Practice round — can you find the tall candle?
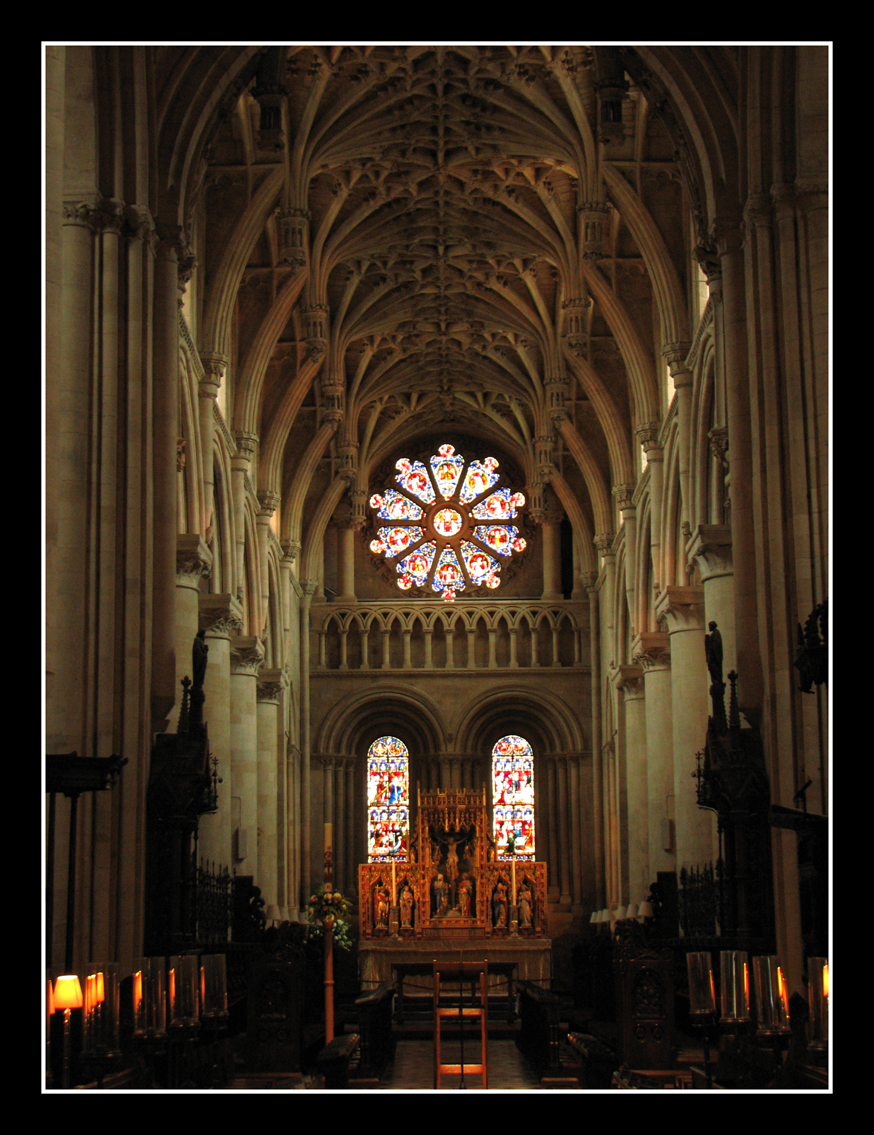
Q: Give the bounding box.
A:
[325,822,332,851]
[391,860,397,905]
[511,858,516,905]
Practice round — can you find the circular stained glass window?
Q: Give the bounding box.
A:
[369,444,527,601]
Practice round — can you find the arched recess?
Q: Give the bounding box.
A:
[453,686,584,758]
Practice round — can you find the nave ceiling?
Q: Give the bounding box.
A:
[165,44,712,563]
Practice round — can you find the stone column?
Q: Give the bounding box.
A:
[656,586,716,871]
[663,344,693,531]
[198,353,226,535]
[345,759,357,898]
[336,520,360,602]
[585,568,605,908]
[175,535,212,698]
[257,669,284,909]
[637,423,665,600]
[230,636,265,884]
[613,484,638,638]
[687,525,736,681]
[557,757,572,905]
[151,230,183,729]
[287,742,301,919]
[633,633,674,886]
[198,594,244,869]
[256,491,280,639]
[547,757,560,900]
[232,432,258,598]
[535,508,564,601]
[300,580,318,906]
[615,663,646,908]
[712,224,764,718]
[568,755,583,907]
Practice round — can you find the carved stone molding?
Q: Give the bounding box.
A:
[636,421,663,454]
[594,532,615,557]
[230,636,266,677]
[257,490,281,517]
[743,192,773,231]
[199,352,227,398]
[686,524,733,582]
[176,534,212,587]
[581,570,599,594]
[62,198,101,230]
[257,667,286,703]
[708,426,729,467]
[613,483,637,512]
[124,204,157,248]
[199,593,245,638]
[631,631,671,672]
[662,341,692,377]
[578,201,612,258]
[94,197,125,235]
[611,663,645,698]
[282,539,302,564]
[233,431,259,463]
[655,585,705,634]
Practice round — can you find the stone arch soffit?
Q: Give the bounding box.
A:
[452,686,583,756]
[316,685,446,758]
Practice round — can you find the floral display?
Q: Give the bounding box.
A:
[306,884,354,951]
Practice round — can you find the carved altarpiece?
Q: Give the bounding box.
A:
[358,788,547,940]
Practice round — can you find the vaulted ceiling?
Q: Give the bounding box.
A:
[167,45,720,564]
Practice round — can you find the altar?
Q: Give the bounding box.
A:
[358,787,552,1010]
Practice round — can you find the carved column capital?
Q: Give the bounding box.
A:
[708,426,729,466]
[257,490,281,518]
[199,352,228,399]
[199,593,245,638]
[302,579,320,599]
[62,197,101,230]
[611,663,645,698]
[176,533,213,588]
[282,539,302,564]
[233,431,259,463]
[686,524,733,582]
[635,421,663,455]
[581,570,599,593]
[662,341,692,376]
[612,483,637,512]
[230,636,266,676]
[594,532,615,557]
[93,196,125,235]
[631,631,671,672]
[655,585,705,634]
[257,667,286,703]
[743,192,773,231]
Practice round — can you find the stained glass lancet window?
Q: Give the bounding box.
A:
[366,736,410,861]
[492,735,535,860]
[369,444,526,601]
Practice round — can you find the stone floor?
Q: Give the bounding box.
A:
[379,1038,542,1091]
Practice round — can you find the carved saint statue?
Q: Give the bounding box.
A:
[192,628,209,691]
[400,884,414,928]
[518,883,533,928]
[375,885,390,928]
[457,874,473,917]
[705,620,723,686]
[492,882,509,928]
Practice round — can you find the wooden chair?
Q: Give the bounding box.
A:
[433,960,488,1089]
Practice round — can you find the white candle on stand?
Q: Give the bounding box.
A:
[511,858,516,905]
[391,860,397,905]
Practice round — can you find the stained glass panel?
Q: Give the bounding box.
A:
[370,489,424,521]
[395,458,435,504]
[461,541,500,584]
[459,457,500,503]
[367,736,409,861]
[432,546,465,593]
[492,735,535,860]
[397,542,436,587]
[376,526,424,558]
[472,524,525,557]
[471,487,526,520]
[430,444,465,499]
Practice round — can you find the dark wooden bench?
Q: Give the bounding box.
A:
[354,982,396,1080]
[516,982,564,1077]
[316,1033,360,1089]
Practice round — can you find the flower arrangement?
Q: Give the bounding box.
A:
[306,885,354,952]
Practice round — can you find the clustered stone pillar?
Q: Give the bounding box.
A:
[656,586,717,871]
[197,594,244,868]
[633,633,674,880]
[336,519,361,602]
[299,580,318,906]
[198,353,226,535]
[175,535,212,704]
[616,664,647,908]
[535,508,564,601]
[257,669,285,910]
[230,636,265,886]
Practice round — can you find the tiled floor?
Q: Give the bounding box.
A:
[380,1038,542,1091]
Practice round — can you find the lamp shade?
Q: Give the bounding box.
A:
[53,975,83,1011]
[589,910,597,923]
[265,904,281,923]
[625,903,638,920]
[637,900,654,919]
[614,906,627,921]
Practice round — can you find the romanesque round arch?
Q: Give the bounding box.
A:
[452,685,585,758]
[316,684,447,759]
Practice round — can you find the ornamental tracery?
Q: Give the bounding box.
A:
[369,444,527,602]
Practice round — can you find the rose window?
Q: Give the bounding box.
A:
[369,444,527,601]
